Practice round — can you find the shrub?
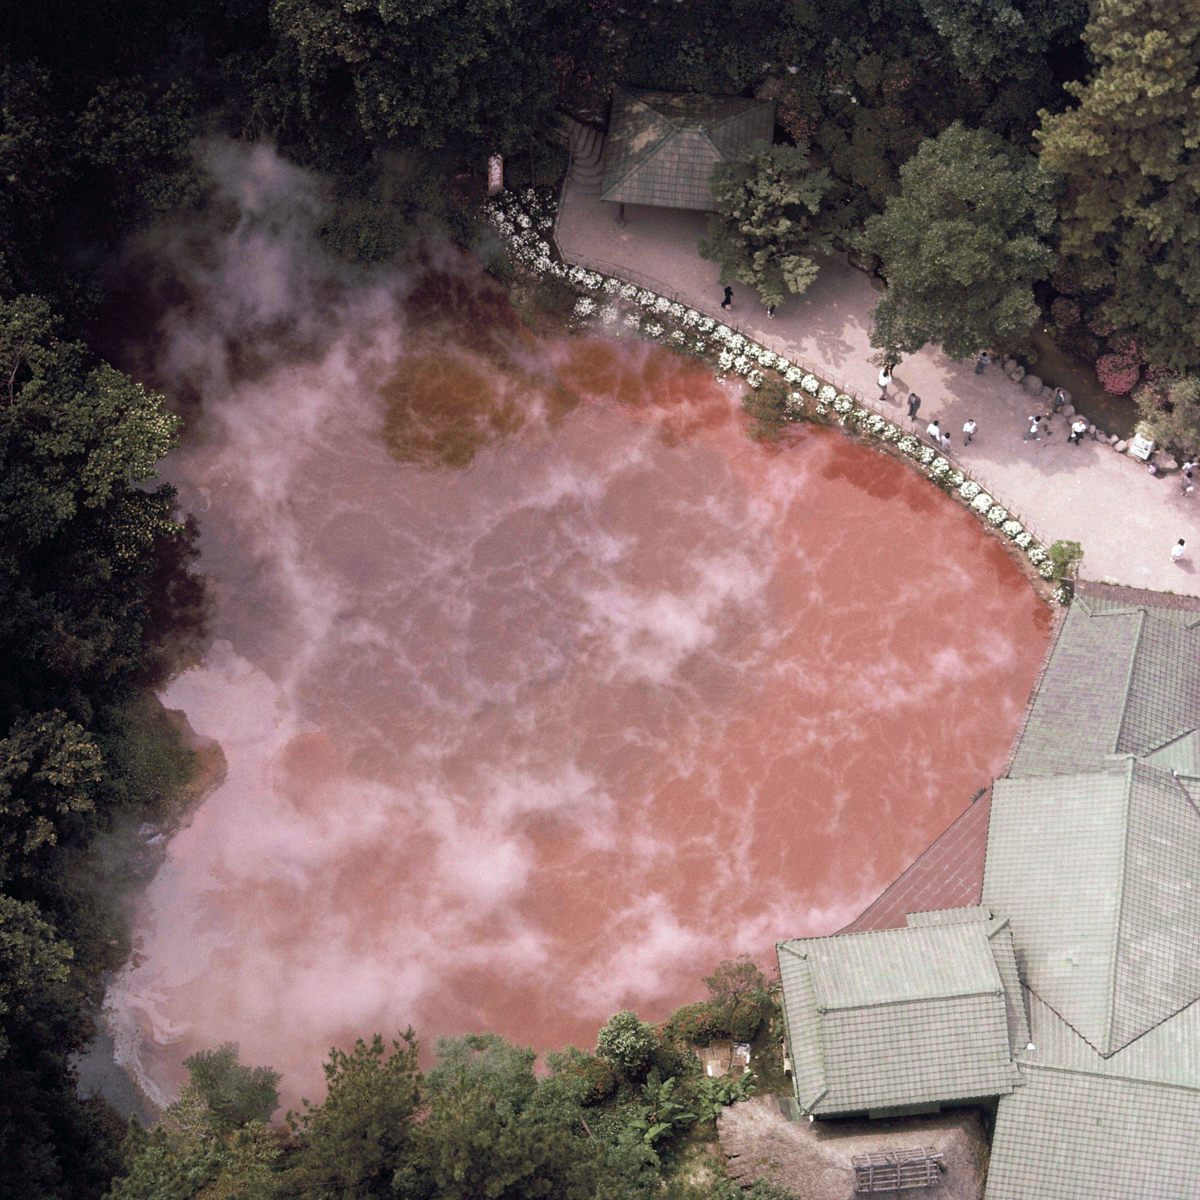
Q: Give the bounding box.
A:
[596,1011,658,1078]
[663,1002,725,1047]
[1048,540,1083,581]
[1051,297,1081,329]
[742,380,791,440]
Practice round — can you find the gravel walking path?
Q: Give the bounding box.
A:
[556,184,1200,597]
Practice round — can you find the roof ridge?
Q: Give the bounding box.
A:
[1111,608,1148,754]
[819,989,1003,1014]
[1102,756,1138,1055]
[1140,726,1200,758]
[601,89,673,199]
[1019,1058,1200,1096]
[783,917,983,946]
[1166,760,1200,819]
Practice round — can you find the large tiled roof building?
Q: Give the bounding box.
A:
[778,585,1200,1199]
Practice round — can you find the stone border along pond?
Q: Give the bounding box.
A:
[485,187,1070,605]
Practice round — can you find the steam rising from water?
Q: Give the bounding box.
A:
[105,142,1050,1109]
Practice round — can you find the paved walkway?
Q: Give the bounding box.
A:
[556,184,1200,597]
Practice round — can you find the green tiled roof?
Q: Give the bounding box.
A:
[985,1065,1200,1200]
[903,908,1030,1051]
[1142,727,1200,775]
[777,922,1020,1116]
[601,87,775,211]
[1023,988,1200,1092]
[1009,598,1200,777]
[984,759,1200,1057]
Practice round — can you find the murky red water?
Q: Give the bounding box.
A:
[104,147,1050,1111]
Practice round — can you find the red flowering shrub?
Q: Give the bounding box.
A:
[1095,353,1140,395]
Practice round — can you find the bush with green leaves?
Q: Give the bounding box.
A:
[596,1010,659,1079]
[1135,374,1200,455]
[1048,540,1083,581]
[704,958,776,1043]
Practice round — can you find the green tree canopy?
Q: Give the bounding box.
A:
[703,957,775,1042]
[0,894,74,1061]
[283,1032,421,1198]
[1036,0,1200,372]
[177,1043,280,1133]
[700,143,838,310]
[0,712,101,887]
[858,121,1057,359]
[0,295,191,715]
[413,1034,602,1200]
[918,0,1087,82]
[1135,374,1200,455]
[595,1010,658,1079]
[268,0,570,163]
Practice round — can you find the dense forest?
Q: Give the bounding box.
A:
[1,1,1198,1195]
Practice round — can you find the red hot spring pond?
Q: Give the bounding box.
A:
[106,234,1050,1112]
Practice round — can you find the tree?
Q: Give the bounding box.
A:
[268,0,571,163]
[177,1043,280,1133]
[412,1034,602,1200]
[1135,374,1200,455]
[283,1032,421,1198]
[108,1046,282,1200]
[0,295,191,714]
[703,957,775,1042]
[700,143,838,310]
[0,894,74,1061]
[1036,0,1200,372]
[918,0,1087,82]
[595,1011,658,1079]
[0,712,101,887]
[858,122,1057,359]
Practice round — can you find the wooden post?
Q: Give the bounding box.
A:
[487,154,504,196]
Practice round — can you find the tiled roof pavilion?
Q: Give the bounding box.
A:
[601,87,775,212]
[777,585,1200,1200]
[779,910,1025,1118]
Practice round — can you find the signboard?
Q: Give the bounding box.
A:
[487,155,504,196]
[1128,434,1154,461]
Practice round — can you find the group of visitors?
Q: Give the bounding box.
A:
[904,393,977,451]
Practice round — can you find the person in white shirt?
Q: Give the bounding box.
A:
[962,419,977,445]
[1172,538,1187,564]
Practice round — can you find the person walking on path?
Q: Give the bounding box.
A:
[927,418,941,444]
[1024,415,1041,442]
[975,350,991,375]
[907,393,921,421]
[1182,465,1195,497]
[766,303,775,318]
[1069,417,1088,444]
[962,418,977,445]
[721,285,733,310]
[878,366,892,396]
[940,430,952,454]
[1052,388,1066,415]
[1172,538,1187,564]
